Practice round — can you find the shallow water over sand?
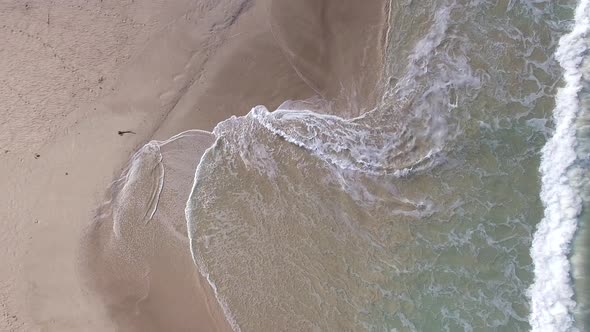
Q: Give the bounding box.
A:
[82,0,590,330]
[187,1,589,331]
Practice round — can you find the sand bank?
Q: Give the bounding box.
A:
[1,1,257,330]
[0,0,387,330]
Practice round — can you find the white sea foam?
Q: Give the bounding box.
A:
[185,136,242,332]
[249,105,442,176]
[235,4,461,177]
[529,0,590,331]
[185,2,548,330]
[390,3,453,103]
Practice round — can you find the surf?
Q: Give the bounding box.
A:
[529,0,590,330]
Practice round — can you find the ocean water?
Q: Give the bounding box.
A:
[181,0,590,331]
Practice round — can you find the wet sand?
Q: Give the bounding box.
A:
[0,0,387,330]
[81,130,228,332]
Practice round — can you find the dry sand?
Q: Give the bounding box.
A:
[0,0,387,330]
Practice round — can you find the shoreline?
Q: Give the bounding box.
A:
[0,0,388,330]
[1,1,257,330]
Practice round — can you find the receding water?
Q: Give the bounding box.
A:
[184,0,590,331]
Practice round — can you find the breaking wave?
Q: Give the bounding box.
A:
[529,0,590,330]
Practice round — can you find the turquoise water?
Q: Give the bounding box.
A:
[185,0,589,330]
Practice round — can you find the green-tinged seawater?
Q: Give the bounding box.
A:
[186,1,588,330]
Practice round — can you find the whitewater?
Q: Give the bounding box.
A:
[530,0,590,330]
[76,0,590,331]
[77,0,590,330]
[182,1,590,330]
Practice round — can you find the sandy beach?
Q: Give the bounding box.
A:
[0,0,386,330]
[3,0,579,330]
